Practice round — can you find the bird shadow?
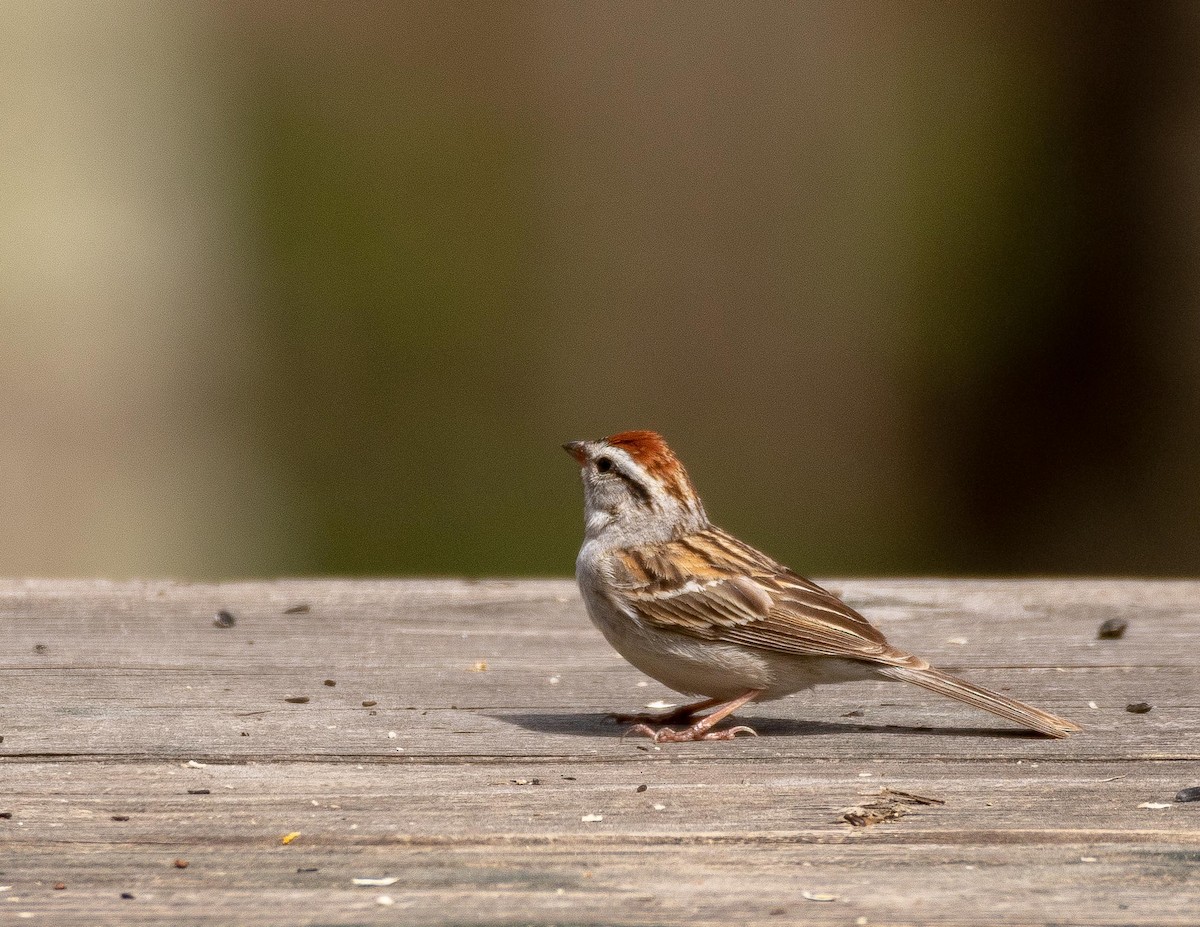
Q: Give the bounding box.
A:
[490,710,1041,740]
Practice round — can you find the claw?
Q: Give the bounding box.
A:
[709,725,758,740]
[625,723,758,743]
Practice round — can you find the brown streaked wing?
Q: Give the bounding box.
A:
[610,528,904,663]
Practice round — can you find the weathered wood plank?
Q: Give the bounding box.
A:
[2,578,1199,925]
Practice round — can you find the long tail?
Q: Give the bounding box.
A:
[877,662,1082,739]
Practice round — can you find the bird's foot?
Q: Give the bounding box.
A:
[626,723,758,743]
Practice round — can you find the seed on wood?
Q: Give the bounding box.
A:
[636,784,648,793]
[54,883,65,890]
[1126,702,1153,714]
[285,697,310,704]
[284,604,310,614]
[1175,786,1200,803]
[1097,617,1128,639]
[187,789,210,795]
[174,858,189,869]
[297,867,319,873]
[213,610,236,628]
[561,776,576,781]
[34,643,49,654]
[120,892,134,899]
[362,701,377,707]
[111,815,130,821]
[323,679,336,687]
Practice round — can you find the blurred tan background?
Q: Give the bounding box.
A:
[2,2,1198,579]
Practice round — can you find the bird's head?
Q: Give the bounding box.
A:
[563,430,708,545]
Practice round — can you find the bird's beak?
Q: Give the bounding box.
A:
[562,440,589,465]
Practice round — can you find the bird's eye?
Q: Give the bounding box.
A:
[596,457,613,473]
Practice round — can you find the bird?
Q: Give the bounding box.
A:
[563,430,1081,743]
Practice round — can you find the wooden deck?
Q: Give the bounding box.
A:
[2,578,1198,925]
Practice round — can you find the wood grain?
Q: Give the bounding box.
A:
[1,578,1198,925]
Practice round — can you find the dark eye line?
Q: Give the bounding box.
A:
[613,467,653,506]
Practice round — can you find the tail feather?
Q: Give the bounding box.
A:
[877,663,1082,739]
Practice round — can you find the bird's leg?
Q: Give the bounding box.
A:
[627,689,763,742]
[609,696,723,726]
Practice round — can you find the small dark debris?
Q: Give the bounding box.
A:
[842,709,864,718]
[881,788,945,806]
[636,784,648,793]
[120,892,135,900]
[240,732,249,737]
[213,610,236,628]
[111,815,130,822]
[297,867,319,873]
[284,604,311,614]
[1175,786,1200,803]
[34,643,49,654]
[368,710,377,715]
[1097,617,1128,639]
[285,696,310,704]
[769,908,786,916]
[0,735,4,742]
[323,679,336,687]
[1126,702,1153,714]
[841,804,907,827]
[362,700,377,707]
[0,811,12,819]
[635,745,650,752]
[174,858,189,869]
[561,776,576,781]
[54,882,66,890]
[840,788,945,827]
[187,789,210,795]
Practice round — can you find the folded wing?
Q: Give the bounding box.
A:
[609,527,914,666]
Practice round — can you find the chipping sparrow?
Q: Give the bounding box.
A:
[564,430,1081,742]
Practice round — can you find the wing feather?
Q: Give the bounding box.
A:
[609,527,907,664]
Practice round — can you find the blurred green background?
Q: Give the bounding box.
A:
[3,2,1198,579]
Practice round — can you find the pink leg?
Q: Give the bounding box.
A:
[627,690,763,743]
